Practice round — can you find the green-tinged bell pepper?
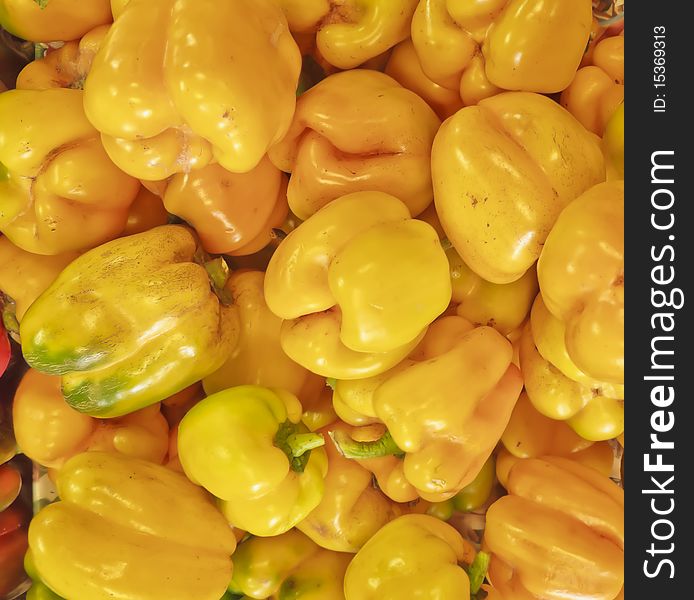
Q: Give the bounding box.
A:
[19,225,240,417]
[178,385,328,537]
[229,529,351,599]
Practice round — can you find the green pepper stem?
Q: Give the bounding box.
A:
[468,551,491,596]
[274,421,325,473]
[328,429,403,459]
[285,432,325,458]
[202,257,233,306]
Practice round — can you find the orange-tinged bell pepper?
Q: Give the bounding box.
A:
[537,180,624,384]
[178,385,328,537]
[0,0,111,43]
[203,270,319,403]
[268,70,440,220]
[330,316,523,502]
[278,0,418,70]
[432,91,605,284]
[519,296,624,442]
[265,191,451,379]
[297,421,404,553]
[28,451,236,600]
[0,463,21,511]
[411,0,591,103]
[0,88,140,255]
[561,32,624,136]
[0,237,78,330]
[162,159,289,255]
[384,38,463,120]
[120,185,169,236]
[344,514,477,600]
[229,528,351,600]
[501,391,617,467]
[15,25,108,91]
[484,456,624,600]
[83,0,301,180]
[13,368,169,470]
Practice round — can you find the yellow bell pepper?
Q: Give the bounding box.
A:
[229,529,351,600]
[537,180,624,384]
[20,225,240,417]
[265,191,451,379]
[28,451,236,600]
[501,391,615,476]
[561,32,624,136]
[484,456,624,600]
[162,159,289,255]
[344,514,478,600]
[268,70,440,220]
[432,91,605,283]
[0,88,140,255]
[297,421,405,553]
[177,385,328,537]
[0,237,78,330]
[278,0,418,70]
[203,270,319,404]
[384,38,463,120]
[519,296,624,441]
[16,25,108,91]
[330,316,523,502]
[411,0,591,102]
[83,0,301,180]
[452,454,496,513]
[0,0,111,42]
[300,384,339,433]
[447,246,538,334]
[13,368,169,470]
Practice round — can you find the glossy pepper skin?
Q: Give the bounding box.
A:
[0,88,140,255]
[538,180,624,384]
[484,456,624,600]
[83,0,301,180]
[120,186,169,236]
[385,39,463,120]
[13,368,169,470]
[20,225,240,417]
[278,0,418,70]
[162,158,289,255]
[520,296,624,442]
[331,316,522,502]
[411,0,591,103]
[203,271,318,404]
[344,514,475,600]
[265,191,451,379]
[0,0,111,42]
[297,421,404,553]
[178,385,328,537]
[268,70,440,220]
[0,238,79,330]
[561,32,624,136]
[502,391,614,468]
[432,92,605,283]
[16,25,109,91]
[229,529,351,600]
[28,451,236,600]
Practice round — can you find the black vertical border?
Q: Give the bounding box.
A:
[626,5,691,596]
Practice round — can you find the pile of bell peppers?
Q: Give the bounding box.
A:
[0,1,624,599]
